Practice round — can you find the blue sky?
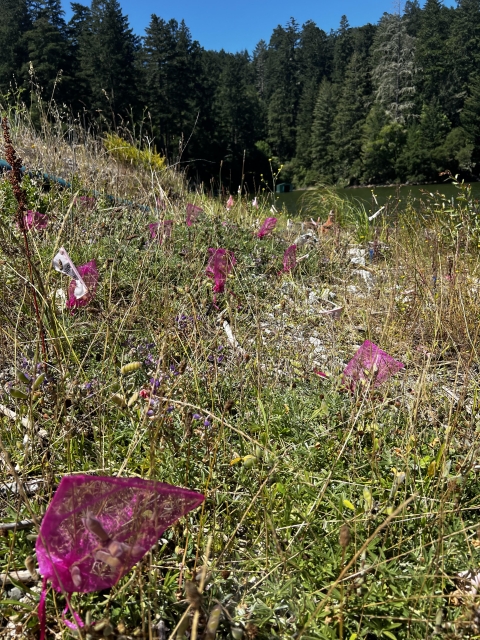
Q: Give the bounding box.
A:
[61,0,435,53]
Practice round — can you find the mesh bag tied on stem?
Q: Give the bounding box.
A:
[257,217,277,239]
[343,340,404,390]
[36,475,204,636]
[206,248,236,294]
[66,260,99,309]
[23,210,49,231]
[149,220,173,243]
[186,203,203,226]
[282,244,297,273]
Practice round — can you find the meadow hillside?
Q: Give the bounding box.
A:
[1,111,480,639]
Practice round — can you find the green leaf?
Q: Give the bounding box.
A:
[0,599,34,611]
[310,402,329,420]
[383,632,397,640]
[258,397,268,425]
[343,498,355,511]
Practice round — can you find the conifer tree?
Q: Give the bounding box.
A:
[332,16,353,84]
[361,104,406,182]
[371,11,416,123]
[461,73,480,166]
[142,15,178,155]
[266,19,300,160]
[78,0,139,120]
[21,0,73,103]
[253,40,268,99]
[295,21,329,168]
[310,78,337,183]
[0,0,30,94]
[331,50,371,183]
[450,0,480,114]
[403,0,422,37]
[213,53,259,171]
[400,100,450,180]
[415,0,452,115]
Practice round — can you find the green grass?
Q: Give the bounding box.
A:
[1,115,480,640]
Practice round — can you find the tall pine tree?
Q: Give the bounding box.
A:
[331,49,371,183]
[22,0,72,103]
[266,19,300,160]
[0,0,30,95]
[295,21,329,169]
[371,11,416,123]
[310,78,337,183]
[78,0,139,121]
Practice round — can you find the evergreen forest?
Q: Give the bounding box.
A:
[2,0,480,188]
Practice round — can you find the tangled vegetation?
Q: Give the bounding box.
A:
[0,112,480,640]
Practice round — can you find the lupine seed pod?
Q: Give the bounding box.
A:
[204,605,222,639]
[16,369,31,385]
[10,388,29,400]
[93,619,114,636]
[108,540,129,558]
[242,455,256,469]
[25,555,38,578]
[111,394,127,408]
[185,580,202,609]
[85,513,110,541]
[127,391,139,408]
[120,362,142,375]
[176,613,191,639]
[94,549,122,568]
[70,565,82,588]
[32,373,46,391]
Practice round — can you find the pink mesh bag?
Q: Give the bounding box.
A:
[149,220,173,243]
[282,244,297,272]
[36,475,204,594]
[206,248,236,293]
[343,340,404,390]
[186,204,202,226]
[21,210,48,231]
[226,195,234,209]
[66,260,99,309]
[257,217,277,239]
[74,196,96,210]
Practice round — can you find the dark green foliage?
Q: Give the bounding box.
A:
[0,0,31,94]
[310,78,337,184]
[415,0,452,115]
[77,0,139,120]
[266,19,300,160]
[399,100,451,182]
[142,16,202,161]
[461,73,480,166]
[362,105,406,183]
[332,49,371,184]
[2,1,480,185]
[21,0,73,103]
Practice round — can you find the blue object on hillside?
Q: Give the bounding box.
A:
[0,158,149,211]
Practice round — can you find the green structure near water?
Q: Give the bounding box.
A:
[275,182,294,193]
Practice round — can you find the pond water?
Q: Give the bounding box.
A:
[274,182,480,217]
